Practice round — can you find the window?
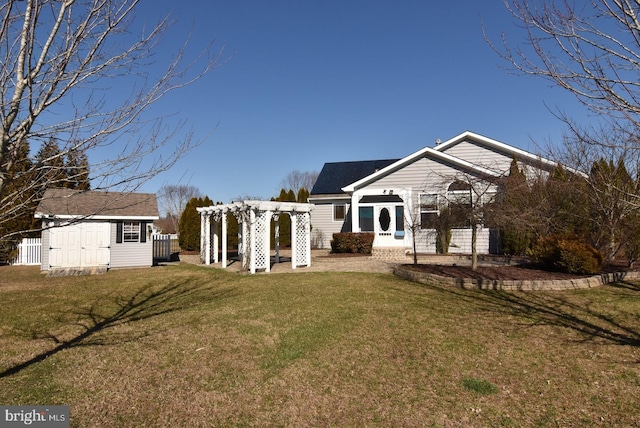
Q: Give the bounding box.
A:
[419,193,438,229]
[116,221,146,243]
[359,206,374,232]
[123,221,141,242]
[447,181,473,229]
[333,204,346,221]
[395,205,405,237]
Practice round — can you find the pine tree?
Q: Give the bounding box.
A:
[0,140,37,261]
[179,196,213,251]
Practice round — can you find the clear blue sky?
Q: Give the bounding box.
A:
[130,0,589,208]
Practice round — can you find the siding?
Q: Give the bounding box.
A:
[438,140,515,172]
[40,222,50,270]
[309,197,351,249]
[109,222,153,268]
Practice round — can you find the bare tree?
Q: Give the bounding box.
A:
[158,184,202,233]
[491,1,640,149]
[280,170,319,195]
[0,1,223,244]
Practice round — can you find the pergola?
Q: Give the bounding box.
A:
[196,200,313,274]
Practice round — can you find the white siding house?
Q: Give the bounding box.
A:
[35,189,159,271]
[309,131,558,255]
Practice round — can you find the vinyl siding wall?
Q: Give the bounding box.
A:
[357,156,501,254]
[438,140,512,171]
[40,223,50,270]
[309,196,351,249]
[109,222,153,268]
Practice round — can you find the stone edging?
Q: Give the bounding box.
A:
[393,265,640,290]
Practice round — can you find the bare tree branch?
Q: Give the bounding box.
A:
[0,0,224,246]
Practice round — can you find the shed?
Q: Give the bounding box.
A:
[34,188,159,271]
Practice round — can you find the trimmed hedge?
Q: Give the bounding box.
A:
[531,234,603,275]
[331,233,375,254]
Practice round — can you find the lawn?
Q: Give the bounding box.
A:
[1,264,639,427]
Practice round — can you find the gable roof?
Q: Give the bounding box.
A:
[340,131,560,193]
[433,131,557,168]
[310,159,399,195]
[35,188,159,220]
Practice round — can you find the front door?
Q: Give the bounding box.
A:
[375,205,399,247]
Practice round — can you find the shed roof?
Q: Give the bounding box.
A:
[310,159,399,195]
[35,188,159,220]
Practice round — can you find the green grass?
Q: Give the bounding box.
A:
[1,264,640,427]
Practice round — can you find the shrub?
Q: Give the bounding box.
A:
[330,233,374,254]
[531,234,603,274]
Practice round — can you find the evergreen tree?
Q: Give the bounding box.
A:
[65,149,91,190]
[0,140,37,261]
[179,196,213,251]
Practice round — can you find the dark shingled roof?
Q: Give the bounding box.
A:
[310,159,399,195]
[35,188,159,218]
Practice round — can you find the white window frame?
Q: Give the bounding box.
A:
[123,221,141,242]
[333,203,346,222]
[419,193,439,229]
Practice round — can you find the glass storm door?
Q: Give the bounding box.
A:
[375,205,397,246]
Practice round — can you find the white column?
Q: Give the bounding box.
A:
[273,215,280,263]
[212,217,219,264]
[250,209,256,274]
[264,210,271,273]
[291,213,297,270]
[350,193,360,232]
[221,211,228,269]
[204,213,211,265]
[199,212,205,262]
[304,212,311,267]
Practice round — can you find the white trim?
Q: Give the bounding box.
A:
[34,213,159,220]
[342,145,500,193]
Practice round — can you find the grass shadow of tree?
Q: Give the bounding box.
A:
[414,280,640,349]
[1,278,238,378]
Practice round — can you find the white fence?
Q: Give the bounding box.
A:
[11,238,42,266]
[10,235,178,266]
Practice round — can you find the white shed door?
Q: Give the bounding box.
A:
[49,222,110,268]
[80,222,110,267]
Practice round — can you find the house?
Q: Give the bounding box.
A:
[34,188,159,271]
[308,131,558,256]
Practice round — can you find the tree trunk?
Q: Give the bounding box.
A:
[471,224,478,271]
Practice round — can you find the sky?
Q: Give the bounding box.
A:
[127,0,590,210]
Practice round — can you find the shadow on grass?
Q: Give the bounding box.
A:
[414,280,640,349]
[0,279,237,378]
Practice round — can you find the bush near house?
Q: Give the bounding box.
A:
[531,234,603,275]
[331,233,374,254]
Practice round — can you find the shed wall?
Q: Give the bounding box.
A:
[109,223,153,268]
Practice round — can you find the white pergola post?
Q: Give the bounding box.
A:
[212,216,219,264]
[204,213,211,265]
[241,213,249,270]
[290,213,297,270]
[200,212,206,263]
[304,212,312,267]
[221,211,228,269]
[273,214,280,263]
[264,210,272,273]
[249,209,256,274]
